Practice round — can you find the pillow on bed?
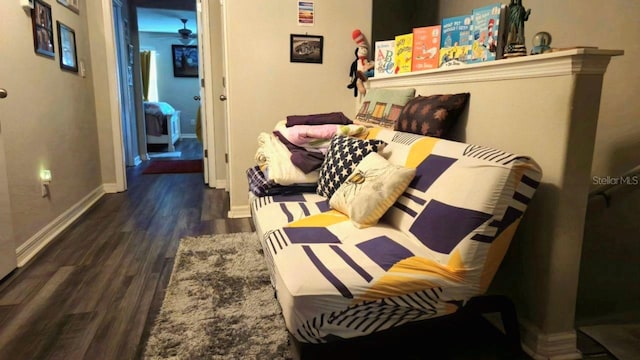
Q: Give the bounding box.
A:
[394,93,470,138]
[316,135,386,199]
[355,88,416,129]
[330,152,415,228]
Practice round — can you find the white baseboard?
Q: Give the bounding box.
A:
[102,183,122,193]
[181,133,197,139]
[215,179,227,189]
[16,186,106,267]
[228,205,251,218]
[520,319,581,360]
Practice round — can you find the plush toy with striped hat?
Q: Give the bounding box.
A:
[347,29,374,96]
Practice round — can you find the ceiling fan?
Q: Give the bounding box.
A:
[177,18,197,45]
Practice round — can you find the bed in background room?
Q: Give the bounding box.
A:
[144,101,181,151]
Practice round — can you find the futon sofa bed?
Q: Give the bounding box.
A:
[250,125,542,345]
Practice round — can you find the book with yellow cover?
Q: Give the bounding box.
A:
[394,33,413,74]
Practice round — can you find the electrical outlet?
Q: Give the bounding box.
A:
[191,118,196,125]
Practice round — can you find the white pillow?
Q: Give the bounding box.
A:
[330,152,415,228]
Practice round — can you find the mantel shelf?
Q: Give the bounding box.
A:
[369,48,624,88]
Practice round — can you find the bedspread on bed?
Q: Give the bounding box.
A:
[144,102,176,136]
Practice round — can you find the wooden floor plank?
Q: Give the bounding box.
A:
[0,266,76,357]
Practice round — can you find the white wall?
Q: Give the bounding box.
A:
[438,0,640,180]
[139,32,200,135]
[225,0,373,213]
[1,0,102,248]
[86,0,118,186]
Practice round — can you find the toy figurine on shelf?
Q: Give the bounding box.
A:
[347,29,374,97]
[504,0,531,58]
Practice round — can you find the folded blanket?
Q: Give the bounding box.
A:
[247,166,316,197]
[273,131,325,174]
[286,112,353,127]
[274,121,368,153]
[255,132,319,185]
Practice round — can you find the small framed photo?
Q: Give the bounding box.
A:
[32,0,54,58]
[290,34,323,64]
[297,1,314,26]
[172,45,198,77]
[57,0,79,14]
[56,21,78,72]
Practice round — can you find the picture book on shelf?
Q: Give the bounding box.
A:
[374,40,395,78]
[439,14,473,67]
[411,25,441,71]
[469,3,506,63]
[394,33,413,74]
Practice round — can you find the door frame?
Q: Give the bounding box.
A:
[197,0,216,186]
[100,0,127,192]
[112,0,139,168]
[102,0,217,190]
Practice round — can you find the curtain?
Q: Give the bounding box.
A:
[140,50,151,101]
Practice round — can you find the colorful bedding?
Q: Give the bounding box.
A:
[251,128,542,343]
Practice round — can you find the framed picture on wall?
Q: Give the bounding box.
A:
[32,0,55,58]
[172,45,199,77]
[56,21,78,72]
[57,0,79,14]
[290,34,323,64]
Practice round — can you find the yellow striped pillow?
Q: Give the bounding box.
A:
[329,152,416,228]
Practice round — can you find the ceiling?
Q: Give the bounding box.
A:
[136,8,197,34]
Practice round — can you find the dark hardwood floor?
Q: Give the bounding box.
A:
[0,139,253,360]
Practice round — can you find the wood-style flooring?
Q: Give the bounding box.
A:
[0,139,253,359]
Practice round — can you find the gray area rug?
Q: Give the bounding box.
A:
[580,324,640,360]
[144,232,293,359]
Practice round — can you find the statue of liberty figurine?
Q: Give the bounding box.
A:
[504,0,531,57]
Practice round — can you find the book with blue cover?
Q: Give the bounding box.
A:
[469,3,506,63]
[439,14,473,67]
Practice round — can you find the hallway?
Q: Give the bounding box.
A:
[0,149,252,359]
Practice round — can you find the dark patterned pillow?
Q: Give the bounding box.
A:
[316,135,386,199]
[394,93,470,138]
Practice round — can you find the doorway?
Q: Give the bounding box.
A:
[110,0,222,186]
[136,7,202,162]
